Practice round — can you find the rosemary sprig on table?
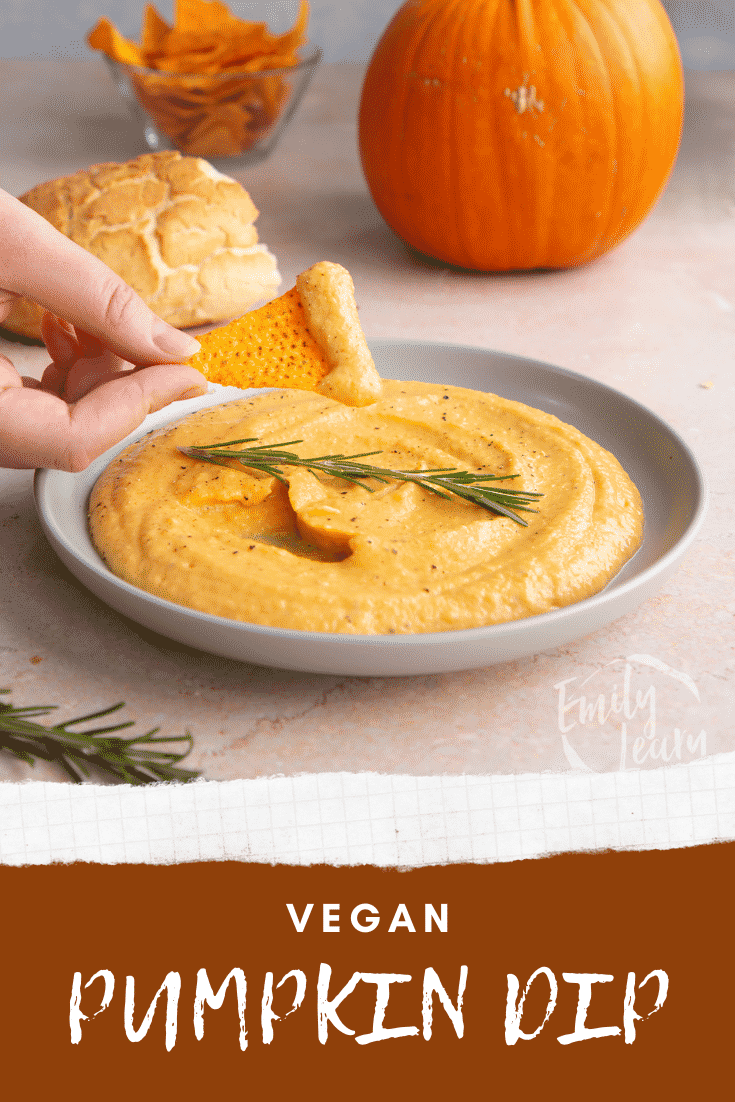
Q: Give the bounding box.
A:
[179,437,543,526]
[0,691,199,785]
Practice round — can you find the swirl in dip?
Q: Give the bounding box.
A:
[88,380,644,634]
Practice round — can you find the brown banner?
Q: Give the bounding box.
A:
[1,843,731,1099]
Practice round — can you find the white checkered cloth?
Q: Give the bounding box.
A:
[1,753,733,865]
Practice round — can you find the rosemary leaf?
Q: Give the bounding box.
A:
[180,437,543,526]
[0,691,199,785]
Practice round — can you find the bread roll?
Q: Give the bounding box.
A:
[2,150,281,338]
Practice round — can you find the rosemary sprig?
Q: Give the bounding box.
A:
[179,437,543,526]
[0,690,199,785]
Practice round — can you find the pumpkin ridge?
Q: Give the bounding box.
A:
[594,0,641,260]
[519,0,553,268]
[378,1,440,246]
[436,0,481,267]
[577,0,682,261]
[563,0,618,265]
[499,0,546,268]
[460,0,506,267]
[574,0,627,261]
[397,0,464,260]
[606,0,682,247]
[456,0,515,267]
[535,0,567,267]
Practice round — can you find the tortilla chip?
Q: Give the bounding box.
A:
[174,0,242,35]
[241,54,300,73]
[189,287,329,391]
[271,0,309,56]
[183,106,250,159]
[141,4,171,53]
[87,18,145,67]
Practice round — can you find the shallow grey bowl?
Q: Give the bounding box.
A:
[34,341,707,676]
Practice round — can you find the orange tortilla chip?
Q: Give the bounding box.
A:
[241,53,301,73]
[141,4,171,53]
[174,0,242,35]
[183,106,251,158]
[87,18,145,67]
[271,0,310,56]
[188,288,329,391]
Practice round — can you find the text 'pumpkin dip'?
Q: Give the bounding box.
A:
[89,264,644,635]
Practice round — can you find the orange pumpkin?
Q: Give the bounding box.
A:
[358,0,684,270]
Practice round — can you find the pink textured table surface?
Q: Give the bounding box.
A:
[0,60,732,784]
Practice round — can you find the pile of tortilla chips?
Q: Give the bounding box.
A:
[88,0,310,158]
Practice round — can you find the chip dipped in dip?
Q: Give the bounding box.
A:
[88,381,644,634]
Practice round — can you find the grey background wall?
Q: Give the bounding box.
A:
[0,0,733,69]
[0,1,404,62]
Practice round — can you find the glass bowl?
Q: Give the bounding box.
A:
[104,45,322,168]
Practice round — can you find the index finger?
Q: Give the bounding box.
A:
[0,188,200,366]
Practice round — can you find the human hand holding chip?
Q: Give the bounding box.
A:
[0,188,206,471]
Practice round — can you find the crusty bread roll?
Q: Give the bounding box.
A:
[3,150,281,338]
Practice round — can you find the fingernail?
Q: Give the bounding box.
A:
[153,325,201,358]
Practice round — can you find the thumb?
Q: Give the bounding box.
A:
[0,363,207,470]
[65,364,209,470]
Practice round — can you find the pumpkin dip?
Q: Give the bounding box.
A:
[88,381,644,634]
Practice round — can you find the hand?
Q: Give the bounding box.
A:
[0,187,208,470]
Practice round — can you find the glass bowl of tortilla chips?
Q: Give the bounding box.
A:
[103,46,321,164]
[89,0,321,165]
